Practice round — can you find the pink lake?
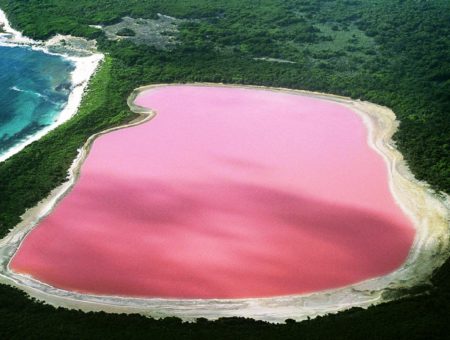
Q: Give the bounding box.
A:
[11,85,415,299]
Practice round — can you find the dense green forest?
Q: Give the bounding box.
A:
[0,0,449,338]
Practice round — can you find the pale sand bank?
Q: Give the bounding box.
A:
[0,83,448,323]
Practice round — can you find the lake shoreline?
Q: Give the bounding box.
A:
[0,83,448,323]
[0,8,104,162]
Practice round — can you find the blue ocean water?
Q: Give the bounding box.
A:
[0,45,74,158]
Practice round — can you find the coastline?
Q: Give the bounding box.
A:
[0,83,448,322]
[0,8,104,162]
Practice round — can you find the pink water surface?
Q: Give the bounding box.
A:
[11,86,415,299]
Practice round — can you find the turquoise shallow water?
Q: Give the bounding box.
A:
[0,45,74,158]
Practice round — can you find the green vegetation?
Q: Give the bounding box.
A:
[116,27,136,37]
[0,0,449,338]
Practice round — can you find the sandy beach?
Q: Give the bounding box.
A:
[0,8,104,162]
[0,83,448,322]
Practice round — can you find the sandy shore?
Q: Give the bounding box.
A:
[0,9,104,162]
[0,83,448,323]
